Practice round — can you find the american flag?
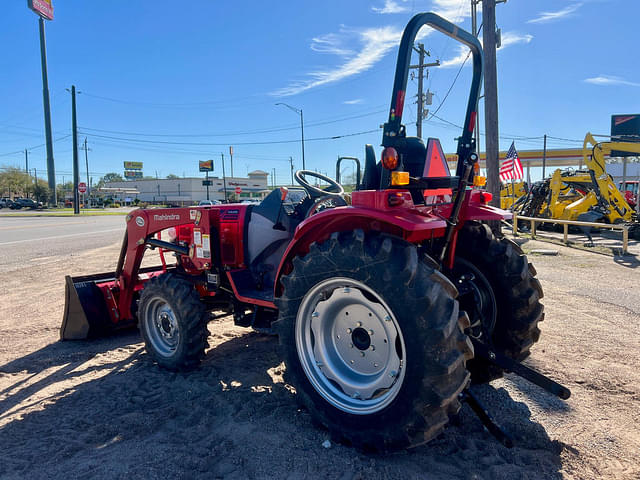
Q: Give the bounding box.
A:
[499,141,523,182]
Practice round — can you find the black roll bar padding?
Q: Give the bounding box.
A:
[335,156,362,187]
[382,12,483,178]
[146,237,190,256]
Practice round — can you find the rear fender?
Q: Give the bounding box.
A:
[273,206,446,298]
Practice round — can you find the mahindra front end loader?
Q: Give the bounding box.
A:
[61,12,569,452]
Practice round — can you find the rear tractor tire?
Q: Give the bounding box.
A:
[451,221,544,384]
[138,274,209,371]
[274,230,472,452]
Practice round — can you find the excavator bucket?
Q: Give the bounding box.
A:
[60,273,120,340]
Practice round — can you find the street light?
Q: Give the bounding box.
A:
[276,102,306,170]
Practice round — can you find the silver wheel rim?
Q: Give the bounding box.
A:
[295,277,406,415]
[143,296,181,357]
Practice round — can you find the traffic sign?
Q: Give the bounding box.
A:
[235,187,242,194]
[202,180,212,186]
[78,182,87,194]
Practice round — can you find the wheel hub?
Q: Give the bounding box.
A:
[144,297,181,357]
[295,278,405,415]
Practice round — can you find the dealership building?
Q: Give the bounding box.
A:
[104,170,270,204]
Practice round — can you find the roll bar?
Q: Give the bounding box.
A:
[382,12,483,177]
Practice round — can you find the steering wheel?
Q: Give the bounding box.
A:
[305,195,348,218]
[295,170,345,199]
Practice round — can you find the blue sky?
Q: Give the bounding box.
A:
[1,0,638,185]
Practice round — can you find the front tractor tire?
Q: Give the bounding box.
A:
[138,274,209,371]
[274,230,472,452]
[453,221,544,383]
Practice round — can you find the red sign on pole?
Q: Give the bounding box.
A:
[78,182,87,194]
[28,0,54,20]
[234,187,242,195]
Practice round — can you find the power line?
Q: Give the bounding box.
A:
[77,107,387,138]
[79,128,379,147]
[0,134,72,157]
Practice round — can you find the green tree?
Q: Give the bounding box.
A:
[33,178,50,203]
[0,166,31,197]
[166,174,179,179]
[96,172,124,187]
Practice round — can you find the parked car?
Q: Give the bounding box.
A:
[13,198,43,210]
[0,197,11,209]
[198,199,221,206]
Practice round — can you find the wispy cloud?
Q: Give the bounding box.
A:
[343,99,363,104]
[372,0,408,14]
[584,75,640,87]
[501,32,534,48]
[440,31,533,68]
[273,1,476,97]
[432,0,475,22]
[272,26,405,97]
[527,3,582,24]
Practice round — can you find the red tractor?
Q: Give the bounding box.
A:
[62,13,568,451]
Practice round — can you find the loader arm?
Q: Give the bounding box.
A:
[61,207,218,339]
[581,132,637,221]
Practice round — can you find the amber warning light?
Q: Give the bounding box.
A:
[381,147,399,170]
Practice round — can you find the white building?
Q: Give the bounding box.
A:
[105,170,270,204]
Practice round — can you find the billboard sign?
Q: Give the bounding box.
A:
[611,114,640,157]
[123,161,143,170]
[28,0,54,20]
[124,170,143,179]
[199,160,214,172]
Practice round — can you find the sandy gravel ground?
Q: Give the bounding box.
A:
[0,237,638,479]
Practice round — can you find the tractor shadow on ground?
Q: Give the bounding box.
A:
[0,330,566,480]
[0,331,142,417]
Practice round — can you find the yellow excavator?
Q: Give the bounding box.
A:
[513,132,640,236]
[500,181,527,209]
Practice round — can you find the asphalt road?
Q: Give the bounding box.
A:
[0,216,127,274]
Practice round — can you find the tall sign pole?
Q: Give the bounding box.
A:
[31,1,57,206]
[71,85,80,214]
[221,153,228,202]
[229,146,234,178]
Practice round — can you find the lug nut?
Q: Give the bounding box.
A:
[349,343,354,348]
[356,321,362,327]
[347,328,352,334]
[360,351,365,357]
[368,329,374,335]
[370,345,375,351]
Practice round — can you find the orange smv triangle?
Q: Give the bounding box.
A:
[423,138,452,199]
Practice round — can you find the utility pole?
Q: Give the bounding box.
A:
[229,146,234,178]
[471,0,482,154]
[542,134,547,179]
[272,168,276,188]
[482,0,500,213]
[24,149,30,197]
[83,138,90,194]
[37,16,56,206]
[289,157,294,185]
[70,85,80,214]
[409,44,439,138]
[221,153,228,202]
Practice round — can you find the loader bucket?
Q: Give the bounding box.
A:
[60,273,119,340]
